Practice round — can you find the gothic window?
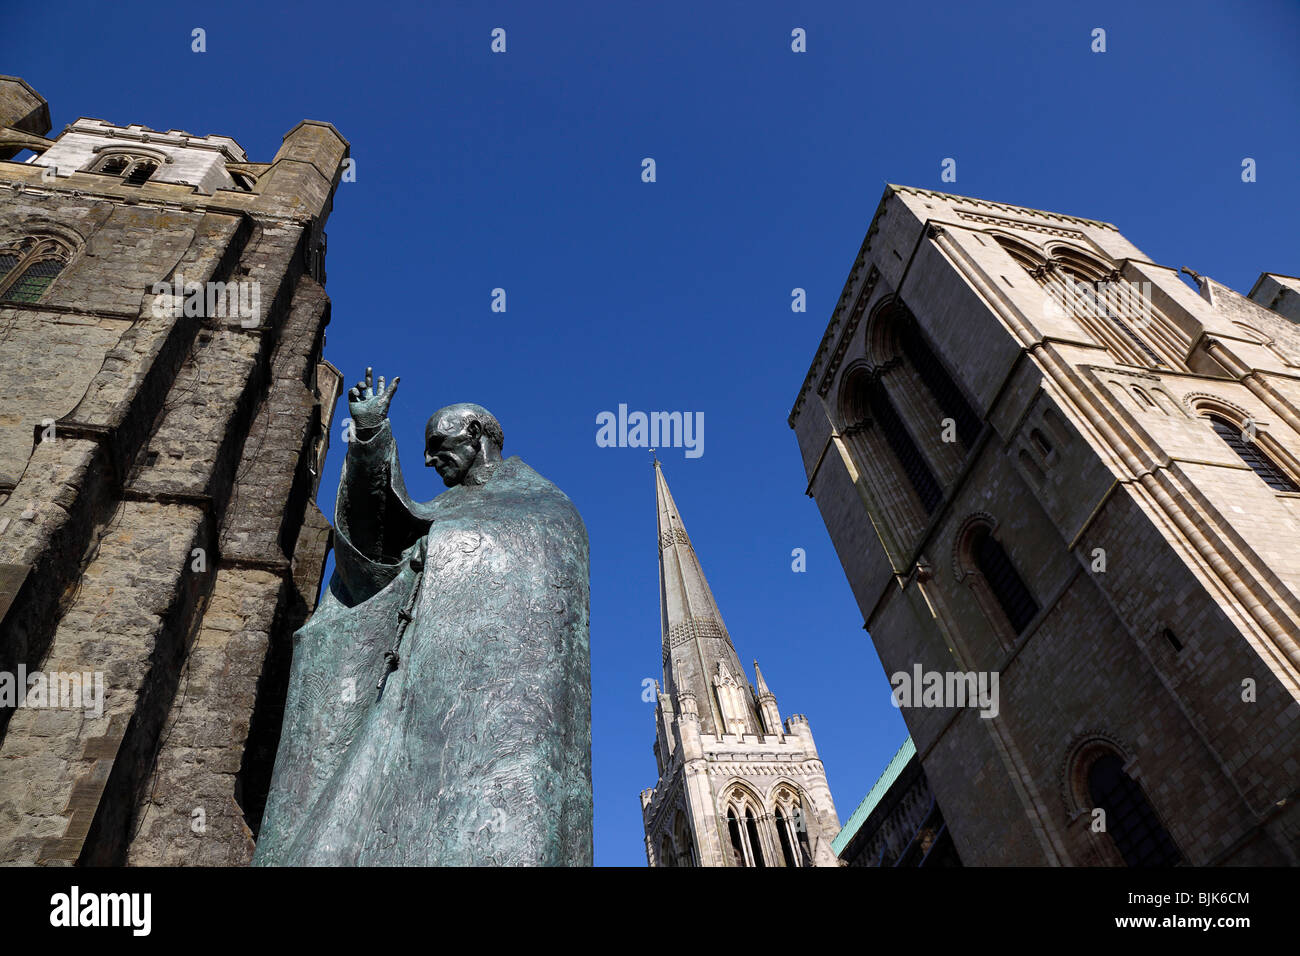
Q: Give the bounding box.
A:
[724,789,771,867]
[0,235,73,304]
[673,812,696,868]
[1087,753,1183,867]
[123,161,158,186]
[660,835,675,867]
[744,809,766,867]
[775,808,798,868]
[1207,414,1300,492]
[897,310,981,447]
[771,786,815,867]
[727,810,746,867]
[91,151,163,186]
[796,818,813,863]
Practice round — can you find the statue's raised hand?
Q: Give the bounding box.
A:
[348,367,400,432]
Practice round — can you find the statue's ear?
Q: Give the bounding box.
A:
[467,420,482,441]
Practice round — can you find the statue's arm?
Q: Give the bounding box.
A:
[335,368,429,564]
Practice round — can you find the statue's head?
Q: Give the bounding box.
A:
[425,403,504,487]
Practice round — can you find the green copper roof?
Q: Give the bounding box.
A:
[831,737,916,857]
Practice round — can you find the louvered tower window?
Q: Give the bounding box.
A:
[123,161,157,186]
[99,156,130,175]
[970,527,1039,633]
[1088,754,1183,867]
[866,378,942,513]
[898,313,981,446]
[1208,415,1299,492]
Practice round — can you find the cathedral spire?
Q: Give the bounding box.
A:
[655,461,757,736]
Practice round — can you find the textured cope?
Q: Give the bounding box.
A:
[253,419,592,866]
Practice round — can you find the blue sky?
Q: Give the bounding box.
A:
[6,0,1297,866]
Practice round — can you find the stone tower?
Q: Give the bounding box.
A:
[789,184,1300,865]
[640,460,840,866]
[0,76,348,865]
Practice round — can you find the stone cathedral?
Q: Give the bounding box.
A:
[641,461,840,866]
[790,184,1300,866]
[0,76,348,865]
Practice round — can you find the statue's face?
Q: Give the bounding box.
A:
[425,414,481,487]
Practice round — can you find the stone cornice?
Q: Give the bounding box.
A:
[888,184,1120,231]
[0,172,317,227]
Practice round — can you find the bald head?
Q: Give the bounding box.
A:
[425,403,504,487]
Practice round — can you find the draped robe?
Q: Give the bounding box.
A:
[253,420,592,865]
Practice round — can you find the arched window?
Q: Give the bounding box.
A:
[660,835,675,867]
[124,160,157,186]
[673,812,696,868]
[896,310,981,447]
[796,818,813,863]
[969,525,1039,634]
[775,808,798,867]
[1003,238,1176,369]
[91,151,163,186]
[1206,414,1299,492]
[744,809,766,868]
[727,809,746,867]
[1087,753,1182,866]
[0,235,73,304]
[850,374,942,514]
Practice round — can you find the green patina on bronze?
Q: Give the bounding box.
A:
[253,371,592,865]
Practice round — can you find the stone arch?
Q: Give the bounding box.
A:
[1060,731,1133,817]
[0,230,79,304]
[719,780,772,868]
[952,511,1039,645]
[990,232,1047,272]
[1184,395,1300,493]
[837,362,939,551]
[1060,732,1183,866]
[951,511,999,581]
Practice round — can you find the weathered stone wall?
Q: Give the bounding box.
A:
[0,76,348,866]
[791,184,1300,867]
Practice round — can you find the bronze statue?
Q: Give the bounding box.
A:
[253,370,592,865]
